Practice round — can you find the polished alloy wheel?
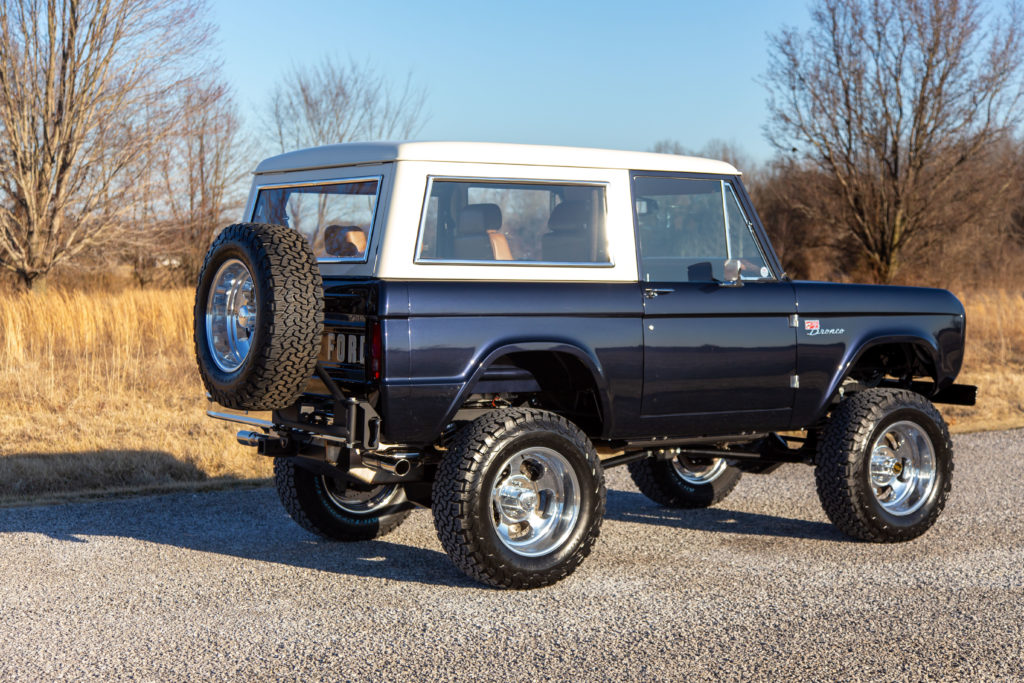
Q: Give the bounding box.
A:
[868,420,937,516]
[672,455,728,485]
[205,258,257,372]
[489,447,581,557]
[321,477,402,516]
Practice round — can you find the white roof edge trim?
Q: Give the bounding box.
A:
[253,141,741,176]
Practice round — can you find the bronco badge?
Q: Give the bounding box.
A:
[805,319,844,336]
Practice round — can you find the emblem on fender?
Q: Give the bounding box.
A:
[804,319,844,336]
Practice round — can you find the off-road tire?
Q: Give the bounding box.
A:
[627,455,741,508]
[815,388,953,542]
[194,222,323,411]
[274,458,411,541]
[432,408,606,589]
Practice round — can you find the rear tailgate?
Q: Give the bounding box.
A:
[307,278,381,394]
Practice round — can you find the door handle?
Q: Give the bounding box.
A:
[644,288,675,299]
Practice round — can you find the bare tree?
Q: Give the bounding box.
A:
[0,0,214,292]
[264,56,428,153]
[764,0,1024,283]
[147,80,250,283]
[649,138,760,185]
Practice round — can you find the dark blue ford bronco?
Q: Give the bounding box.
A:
[195,142,976,588]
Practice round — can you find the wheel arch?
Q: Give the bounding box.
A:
[814,333,942,423]
[440,341,613,438]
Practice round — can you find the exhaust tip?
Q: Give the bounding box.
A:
[236,430,264,447]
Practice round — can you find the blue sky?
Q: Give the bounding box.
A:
[210,0,813,163]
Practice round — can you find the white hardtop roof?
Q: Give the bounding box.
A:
[254,141,741,176]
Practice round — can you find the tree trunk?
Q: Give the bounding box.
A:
[23,273,48,294]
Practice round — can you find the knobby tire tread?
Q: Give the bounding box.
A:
[195,223,323,411]
[815,388,953,542]
[432,407,606,589]
[627,457,741,508]
[274,458,410,541]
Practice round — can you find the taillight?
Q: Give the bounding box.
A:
[368,320,382,381]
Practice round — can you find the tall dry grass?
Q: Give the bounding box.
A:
[942,289,1024,432]
[0,286,1019,502]
[0,288,270,503]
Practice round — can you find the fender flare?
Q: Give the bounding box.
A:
[816,333,942,420]
[439,340,614,437]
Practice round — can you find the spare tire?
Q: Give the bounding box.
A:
[194,223,323,410]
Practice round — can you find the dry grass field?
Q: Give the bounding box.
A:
[942,289,1024,432]
[0,286,1020,503]
[0,288,270,504]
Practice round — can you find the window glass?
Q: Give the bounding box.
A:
[724,183,772,280]
[634,176,772,282]
[252,179,379,260]
[417,180,609,264]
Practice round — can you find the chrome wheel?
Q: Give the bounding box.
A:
[205,258,257,372]
[489,447,581,557]
[672,455,728,485]
[869,421,937,516]
[321,477,401,516]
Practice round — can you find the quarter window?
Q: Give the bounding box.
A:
[252,179,379,260]
[634,176,772,282]
[417,179,609,264]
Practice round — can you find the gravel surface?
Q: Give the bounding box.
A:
[1,430,1022,681]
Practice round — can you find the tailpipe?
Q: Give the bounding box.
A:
[236,430,265,447]
[361,452,418,477]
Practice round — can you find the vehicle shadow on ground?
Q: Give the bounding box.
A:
[0,449,211,502]
[0,485,845,588]
[0,487,479,588]
[604,489,846,542]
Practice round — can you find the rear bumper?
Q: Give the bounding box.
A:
[205,394,382,449]
[928,382,977,406]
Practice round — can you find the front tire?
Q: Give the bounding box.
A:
[274,458,411,541]
[628,453,742,508]
[432,408,606,589]
[815,388,953,542]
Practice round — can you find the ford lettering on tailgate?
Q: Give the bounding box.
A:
[320,331,365,365]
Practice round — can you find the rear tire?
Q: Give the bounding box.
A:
[194,223,323,411]
[432,408,606,589]
[628,453,741,508]
[274,458,411,541]
[815,388,953,542]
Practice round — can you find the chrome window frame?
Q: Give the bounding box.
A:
[723,181,776,281]
[413,175,615,268]
[250,175,383,264]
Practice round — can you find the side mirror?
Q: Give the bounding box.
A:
[720,259,743,287]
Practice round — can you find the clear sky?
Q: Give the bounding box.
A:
[210,0,813,163]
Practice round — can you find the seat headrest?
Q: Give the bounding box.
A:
[457,204,502,234]
[547,201,590,232]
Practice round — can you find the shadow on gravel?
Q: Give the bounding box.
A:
[605,489,845,542]
[0,450,210,501]
[0,489,478,588]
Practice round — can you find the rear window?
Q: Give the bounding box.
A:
[252,178,380,260]
[416,179,610,265]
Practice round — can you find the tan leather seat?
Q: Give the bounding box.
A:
[454,204,503,260]
[345,228,367,253]
[488,231,512,260]
[542,201,592,262]
[324,225,367,257]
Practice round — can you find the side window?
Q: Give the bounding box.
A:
[724,183,772,280]
[417,179,609,264]
[252,179,380,260]
[634,176,772,282]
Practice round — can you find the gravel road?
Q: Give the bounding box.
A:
[1,430,1022,681]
